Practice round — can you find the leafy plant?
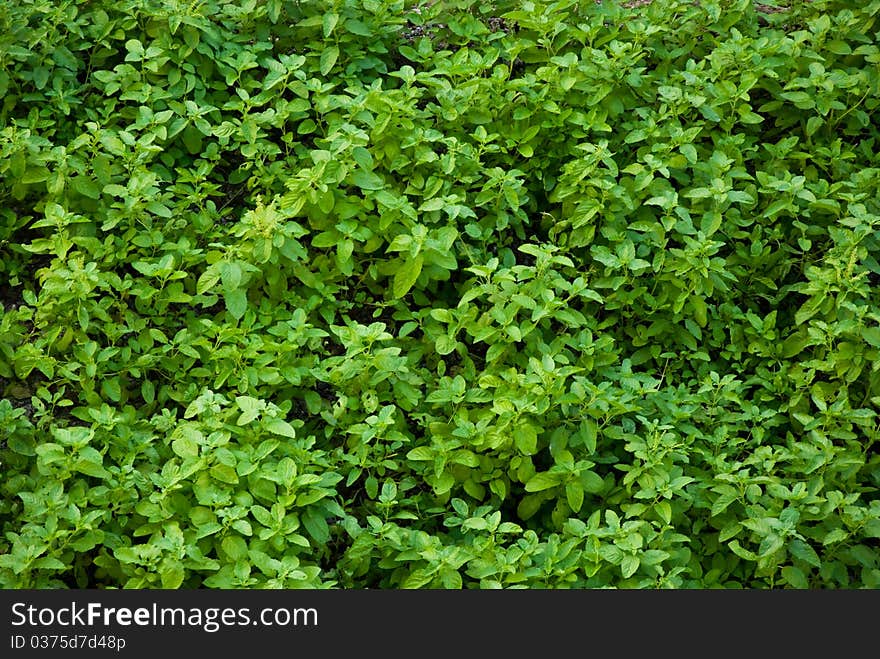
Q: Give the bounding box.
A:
[1,0,879,589]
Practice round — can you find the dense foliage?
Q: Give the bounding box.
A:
[1,0,879,589]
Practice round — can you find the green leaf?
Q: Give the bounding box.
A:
[822,529,848,545]
[147,201,173,218]
[729,540,758,561]
[160,561,186,589]
[579,419,597,454]
[142,379,155,404]
[320,46,339,76]
[323,12,339,38]
[72,176,101,199]
[102,378,122,402]
[435,335,456,355]
[711,493,738,517]
[515,424,538,455]
[863,327,880,348]
[393,255,423,299]
[781,566,809,589]
[516,494,544,521]
[379,480,397,503]
[620,555,640,578]
[221,536,248,561]
[402,568,433,589]
[565,481,584,512]
[863,519,880,539]
[805,116,823,137]
[302,508,329,544]
[74,447,109,479]
[172,434,199,459]
[225,288,248,320]
[365,476,378,499]
[525,472,560,492]
[758,533,785,558]
[236,396,263,425]
[641,550,669,566]
[451,450,479,467]
[407,447,434,461]
[345,18,372,36]
[33,556,67,570]
[655,501,672,525]
[182,125,203,153]
[219,261,242,291]
[782,333,811,358]
[264,418,297,439]
[788,539,821,568]
[350,170,384,190]
[700,212,722,236]
[781,91,814,108]
[210,463,239,484]
[581,471,605,494]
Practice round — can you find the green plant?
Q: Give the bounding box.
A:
[1,0,879,589]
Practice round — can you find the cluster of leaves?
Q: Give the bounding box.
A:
[1,0,879,589]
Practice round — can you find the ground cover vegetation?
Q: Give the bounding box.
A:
[1,0,879,589]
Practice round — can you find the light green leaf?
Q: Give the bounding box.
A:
[350,170,384,190]
[781,566,809,589]
[236,396,263,425]
[525,472,560,492]
[265,418,297,439]
[822,529,848,545]
[729,539,758,561]
[72,176,101,199]
[74,447,108,479]
[221,536,248,561]
[407,447,434,461]
[581,470,605,494]
[219,261,242,291]
[172,434,199,459]
[160,561,186,589]
[565,482,584,512]
[863,327,880,347]
[515,424,538,455]
[863,519,880,539]
[579,419,597,454]
[393,255,423,299]
[323,12,339,38]
[620,555,640,578]
[345,19,372,36]
[225,288,247,320]
[782,333,811,358]
[789,539,821,567]
[320,46,339,76]
[33,557,67,570]
[435,335,456,355]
